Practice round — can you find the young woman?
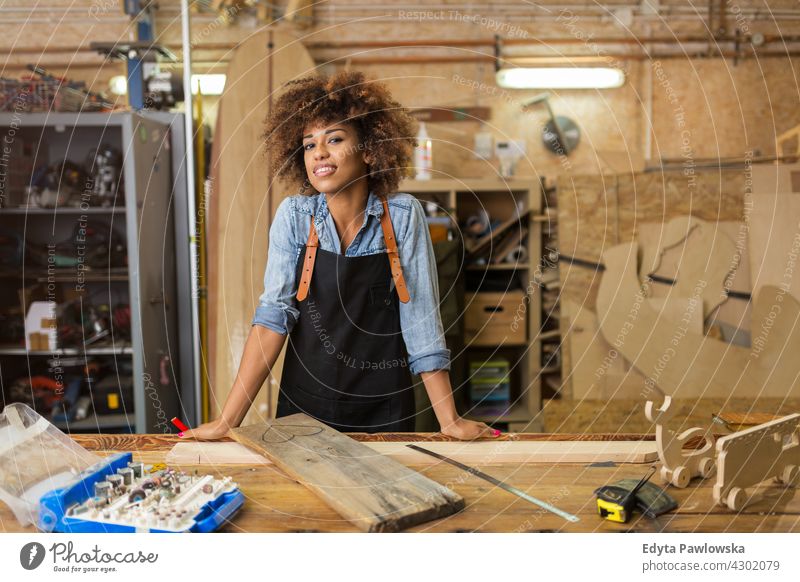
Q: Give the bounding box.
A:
[183,71,498,441]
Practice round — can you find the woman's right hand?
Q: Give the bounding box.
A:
[180,418,233,441]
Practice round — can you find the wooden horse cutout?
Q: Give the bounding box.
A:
[644,396,716,488]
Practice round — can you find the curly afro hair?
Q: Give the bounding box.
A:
[262,70,418,198]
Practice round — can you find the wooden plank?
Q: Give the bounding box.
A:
[713,411,786,431]
[230,414,465,532]
[167,439,659,466]
[54,433,657,456]
[168,441,271,465]
[351,440,662,464]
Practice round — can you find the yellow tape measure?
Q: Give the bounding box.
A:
[595,466,657,524]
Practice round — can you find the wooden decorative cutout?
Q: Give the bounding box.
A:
[712,413,800,511]
[638,216,738,319]
[596,241,800,399]
[644,396,716,488]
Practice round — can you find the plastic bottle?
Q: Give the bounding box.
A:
[414,122,432,180]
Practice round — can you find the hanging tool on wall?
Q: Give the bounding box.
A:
[523,93,581,156]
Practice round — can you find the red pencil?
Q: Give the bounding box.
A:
[171,417,189,432]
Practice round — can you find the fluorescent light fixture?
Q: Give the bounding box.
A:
[191,74,226,95]
[107,74,226,96]
[496,67,625,89]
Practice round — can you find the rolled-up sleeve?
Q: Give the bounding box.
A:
[397,197,451,374]
[251,196,301,335]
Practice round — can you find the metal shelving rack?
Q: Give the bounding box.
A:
[399,178,544,432]
[0,112,185,433]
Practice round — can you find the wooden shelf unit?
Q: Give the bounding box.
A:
[399,178,544,432]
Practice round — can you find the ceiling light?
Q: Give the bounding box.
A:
[496,67,625,89]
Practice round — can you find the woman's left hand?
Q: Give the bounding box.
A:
[440,416,500,440]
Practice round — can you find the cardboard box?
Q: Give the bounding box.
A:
[24,301,57,351]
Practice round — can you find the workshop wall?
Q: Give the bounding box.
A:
[2,0,800,181]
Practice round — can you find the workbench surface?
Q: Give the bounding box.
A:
[2,433,798,533]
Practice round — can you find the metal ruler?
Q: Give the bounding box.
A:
[406,444,580,523]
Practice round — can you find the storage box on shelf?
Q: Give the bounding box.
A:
[0,112,183,433]
[464,291,527,346]
[399,178,544,431]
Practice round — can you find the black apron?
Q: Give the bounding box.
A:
[277,209,416,433]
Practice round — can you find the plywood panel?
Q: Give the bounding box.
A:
[596,241,800,399]
[638,219,751,332]
[564,300,629,401]
[566,296,702,401]
[748,193,800,304]
[748,163,800,194]
[541,396,800,434]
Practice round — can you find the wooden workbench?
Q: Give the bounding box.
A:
[2,433,798,533]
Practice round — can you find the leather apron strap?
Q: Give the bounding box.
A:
[294,195,411,303]
[295,217,319,301]
[379,195,410,304]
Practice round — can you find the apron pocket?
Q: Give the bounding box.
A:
[368,282,396,310]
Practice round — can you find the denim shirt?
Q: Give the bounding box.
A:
[252,190,451,375]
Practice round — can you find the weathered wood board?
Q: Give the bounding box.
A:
[230,413,465,532]
[168,439,659,466]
